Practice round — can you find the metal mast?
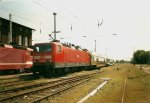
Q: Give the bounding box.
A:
[53,12,57,40]
[94,40,96,52]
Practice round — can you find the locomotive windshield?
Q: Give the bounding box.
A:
[34,44,52,52]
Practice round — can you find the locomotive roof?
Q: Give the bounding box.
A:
[34,42,62,45]
[34,41,89,52]
[0,43,33,50]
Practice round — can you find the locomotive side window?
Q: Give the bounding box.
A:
[57,45,61,52]
[34,44,52,52]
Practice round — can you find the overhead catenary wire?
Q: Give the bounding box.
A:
[33,0,104,42]
[0,7,51,32]
[1,0,89,35]
[32,0,74,33]
[1,0,102,39]
[0,7,39,26]
[32,0,84,32]
[0,4,50,24]
[0,7,48,25]
[55,0,80,21]
[32,0,54,13]
[0,0,75,36]
[32,0,73,23]
[55,0,91,33]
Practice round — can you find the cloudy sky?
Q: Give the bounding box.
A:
[0,0,150,60]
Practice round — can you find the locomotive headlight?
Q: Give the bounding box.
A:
[33,60,39,63]
[33,56,40,59]
[44,55,52,59]
[46,59,51,62]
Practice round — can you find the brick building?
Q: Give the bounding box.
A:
[0,17,33,47]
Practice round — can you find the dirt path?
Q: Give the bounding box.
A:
[143,67,150,74]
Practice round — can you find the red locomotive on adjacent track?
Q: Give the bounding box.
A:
[0,44,33,74]
[32,41,91,76]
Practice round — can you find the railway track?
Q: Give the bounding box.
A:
[0,80,38,89]
[32,77,90,103]
[0,71,101,103]
[0,73,39,89]
[0,73,32,81]
[0,73,33,86]
[0,79,19,86]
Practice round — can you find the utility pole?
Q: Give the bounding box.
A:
[106,48,108,58]
[94,40,96,52]
[53,12,57,40]
[8,14,12,43]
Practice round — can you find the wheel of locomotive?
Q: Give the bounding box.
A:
[72,67,76,73]
[58,68,64,76]
[32,66,37,75]
[69,67,73,73]
[54,68,61,77]
[32,71,37,76]
[64,67,70,74]
[77,67,82,72]
[44,66,54,78]
[60,68,65,76]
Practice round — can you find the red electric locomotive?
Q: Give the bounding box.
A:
[32,41,91,76]
[0,44,33,74]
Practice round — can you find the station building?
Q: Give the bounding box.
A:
[0,16,33,47]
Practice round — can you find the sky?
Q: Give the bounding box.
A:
[0,0,150,60]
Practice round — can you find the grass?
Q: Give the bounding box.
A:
[125,65,150,103]
[84,64,127,103]
[1,64,150,103]
[85,64,150,103]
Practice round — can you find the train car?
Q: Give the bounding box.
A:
[0,44,33,74]
[32,41,91,76]
[90,52,106,69]
[106,58,115,66]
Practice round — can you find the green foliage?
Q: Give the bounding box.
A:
[132,50,150,64]
[116,60,126,63]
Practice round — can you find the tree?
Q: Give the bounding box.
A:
[146,51,150,64]
[132,50,150,64]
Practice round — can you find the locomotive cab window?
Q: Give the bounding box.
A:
[57,45,61,52]
[34,44,52,52]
